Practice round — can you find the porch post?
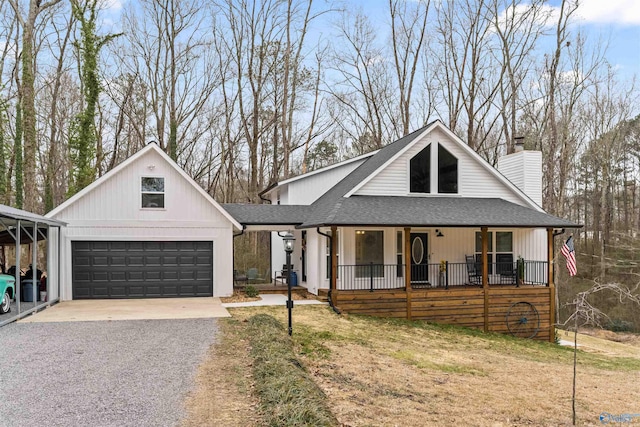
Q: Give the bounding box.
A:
[330,226,338,307]
[482,226,489,333]
[404,227,411,320]
[547,228,555,343]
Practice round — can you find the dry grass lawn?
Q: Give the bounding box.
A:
[181,318,262,427]
[184,305,640,426]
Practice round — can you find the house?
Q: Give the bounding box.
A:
[45,143,241,300]
[224,120,580,341]
[43,120,578,341]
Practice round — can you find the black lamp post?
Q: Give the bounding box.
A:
[282,232,295,336]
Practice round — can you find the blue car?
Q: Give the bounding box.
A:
[0,274,16,314]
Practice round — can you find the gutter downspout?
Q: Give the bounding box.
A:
[232,226,246,285]
[317,227,340,314]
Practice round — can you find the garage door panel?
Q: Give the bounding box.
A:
[128,271,144,281]
[162,256,178,266]
[92,272,109,282]
[146,256,161,266]
[111,256,126,266]
[128,256,144,266]
[91,242,109,251]
[72,241,213,299]
[145,271,161,280]
[92,286,110,297]
[74,256,91,267]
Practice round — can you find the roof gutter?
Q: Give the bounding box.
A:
[553,228,566,237]
[233,225,246,238]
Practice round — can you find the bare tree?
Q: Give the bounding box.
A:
[564,281,640,425]
[329,10,397,152]
[118,0,217,161]
[432,0,501,150]
[490,0,548,153]
[389,0,430,136]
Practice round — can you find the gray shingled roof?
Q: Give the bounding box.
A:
[223,120,580,229]
[298,196,579,228]
[222,204,310,225]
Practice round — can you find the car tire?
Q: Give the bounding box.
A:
[0,291,10,314]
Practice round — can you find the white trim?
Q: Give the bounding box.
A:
[140,175,166,209]
[345,123,438,197]
[345,121,543,212]
[432,124,542,210]
[263,151,379,197]
[46,143,242,230]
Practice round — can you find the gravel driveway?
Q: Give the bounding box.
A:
[0,318,218,427]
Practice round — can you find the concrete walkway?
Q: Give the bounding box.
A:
[19,297,231,322]
[15,294,325,323]
[222,293,326,308]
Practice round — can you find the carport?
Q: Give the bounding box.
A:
[0,204,65,326]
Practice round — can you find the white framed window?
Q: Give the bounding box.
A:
[475,231,513,274]
[355,230,384,277]
[141,177,165,208]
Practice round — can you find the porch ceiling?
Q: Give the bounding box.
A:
[298,196,582,229]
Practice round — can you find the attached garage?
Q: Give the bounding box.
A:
[45,143,241,300]
[72,241,214,299]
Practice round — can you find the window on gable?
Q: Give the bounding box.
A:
[438,145,458,193]
[410,143,431,193]
[141,177,165,208]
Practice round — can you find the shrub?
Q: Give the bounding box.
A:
[607,319,634,333]
[245,285,259,298]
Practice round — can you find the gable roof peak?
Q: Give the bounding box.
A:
[46,144,241,229]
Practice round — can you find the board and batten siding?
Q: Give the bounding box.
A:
[355,128,528,206]
[49,148,235,300]
[497,151,543,206]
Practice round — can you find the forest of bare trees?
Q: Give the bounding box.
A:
[1,1,639,267]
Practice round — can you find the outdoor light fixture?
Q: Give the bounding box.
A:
[282,232,295,253]
[147,164,156,171]
[282,232,295,336]
[436,229,444,237]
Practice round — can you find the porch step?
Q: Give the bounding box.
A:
[317,289,330,302]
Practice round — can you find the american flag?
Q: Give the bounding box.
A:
[561,236,577,276]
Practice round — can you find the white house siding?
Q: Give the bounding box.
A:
[287,159,367,205]
[355,128,527,206]
[497,151,543,206]
[329,226,548,290]
[50,149,235,300]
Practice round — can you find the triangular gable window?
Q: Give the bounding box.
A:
[438,145,458,193]
[409,143,458,194]
[410,144,431,193]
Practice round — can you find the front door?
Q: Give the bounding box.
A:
[410,233,429,284]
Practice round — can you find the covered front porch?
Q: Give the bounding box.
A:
[325,225,557,341]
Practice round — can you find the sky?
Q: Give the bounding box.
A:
[100,0,640,83]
